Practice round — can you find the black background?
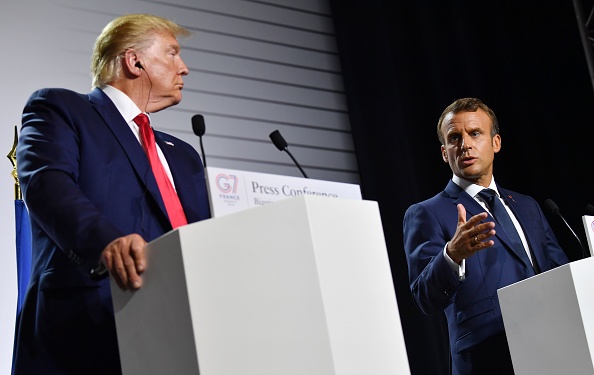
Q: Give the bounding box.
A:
[329,1,594,373]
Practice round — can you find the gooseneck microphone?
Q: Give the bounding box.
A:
[191,114,207,168]
[543,199,589,259]
[269,130,308,178]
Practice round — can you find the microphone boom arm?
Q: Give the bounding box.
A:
[199,136,206,168]
[284,148,308,178]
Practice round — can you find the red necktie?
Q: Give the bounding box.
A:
[134,113,187,229]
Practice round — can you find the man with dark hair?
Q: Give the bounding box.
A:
[403,97,568,374]
[13,14,210,374]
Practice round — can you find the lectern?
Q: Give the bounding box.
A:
[111,196,410,375]
[498,257,594,375]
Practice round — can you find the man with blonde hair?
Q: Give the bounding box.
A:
[13,14,210,374]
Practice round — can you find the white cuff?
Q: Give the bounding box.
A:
[444,242,465,281]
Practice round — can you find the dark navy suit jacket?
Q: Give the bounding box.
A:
[403,180,568,374]
[12,88,211,374]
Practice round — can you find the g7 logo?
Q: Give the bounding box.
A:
[216,174,238,194]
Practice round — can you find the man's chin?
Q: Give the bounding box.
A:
[171,95,182,106]
[455,171,480,183]
[151,98,181,112]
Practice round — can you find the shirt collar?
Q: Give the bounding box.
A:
[452,175,499,198]
[101,85,143,123]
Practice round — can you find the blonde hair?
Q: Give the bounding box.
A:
[91,14,190,88]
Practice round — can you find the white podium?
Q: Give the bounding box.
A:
[498,257,594,375]
[110,196,410,375]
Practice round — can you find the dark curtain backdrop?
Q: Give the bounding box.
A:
[329,1,594,374]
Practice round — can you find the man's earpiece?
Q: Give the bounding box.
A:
[135,61,144,69]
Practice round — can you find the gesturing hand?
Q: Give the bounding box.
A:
[447,204,496,264]
[101,234,147,290]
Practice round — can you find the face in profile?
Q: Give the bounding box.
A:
[139,31,189,111]
[440,108,501,187]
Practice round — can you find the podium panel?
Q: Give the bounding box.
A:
[111,196,410,375]
[498,257,594,375]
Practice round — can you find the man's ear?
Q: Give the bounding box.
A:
[441,145,448,163]
[492,134,501,154]
[123,49,143,76]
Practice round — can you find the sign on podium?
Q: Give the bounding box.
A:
[205,166,362,217]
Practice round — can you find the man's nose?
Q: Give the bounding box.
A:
[461,135,472,150]
[179,58,189,76]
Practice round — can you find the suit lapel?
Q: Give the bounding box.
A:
[154,135,190,213]
[87,89,170,224]
[445,180,484,216]
[498,186,542,271]
[154,133,208,224]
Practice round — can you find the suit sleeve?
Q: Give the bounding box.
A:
[403,203,462,315]
[17,89,123,271]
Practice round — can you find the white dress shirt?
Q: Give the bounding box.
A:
[101,85,177,189]
[444,175,532,280]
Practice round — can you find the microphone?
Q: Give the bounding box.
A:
[191,114,207,168]
[586,204,594,215]
[269,130,308,178]
[543,199,589,259]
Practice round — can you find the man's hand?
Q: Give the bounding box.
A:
[447,204,496,264]
[101,234,147,290]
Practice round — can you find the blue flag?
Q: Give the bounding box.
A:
[15,199,31,313]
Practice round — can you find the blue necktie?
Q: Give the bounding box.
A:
[478,188,539,273]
